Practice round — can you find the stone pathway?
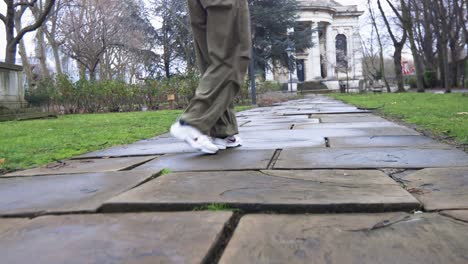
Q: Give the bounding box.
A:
[1,95,468,263]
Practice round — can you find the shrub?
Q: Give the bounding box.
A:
[407,76,417,89]
[257,80,282,94]
[24,73,203,113]
[424,71,437,88]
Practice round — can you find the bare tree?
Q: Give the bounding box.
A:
[1,0,56,64]
[367,0,391,92]
[377,0,408,92]
[394,0,425,91]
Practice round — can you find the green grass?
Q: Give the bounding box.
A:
[329,93,468,144]
[0,105,255,174]
[194,203,240,212]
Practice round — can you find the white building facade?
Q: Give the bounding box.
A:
[268,0,364,91]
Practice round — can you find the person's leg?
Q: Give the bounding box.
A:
[210,0,251,138]
[187,0,210,75]
[181,0,251,136]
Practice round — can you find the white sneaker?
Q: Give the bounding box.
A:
[170,122,219,154]
[213,135,242,149]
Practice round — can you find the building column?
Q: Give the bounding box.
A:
[306,22,322,81]
[326,24,336,79]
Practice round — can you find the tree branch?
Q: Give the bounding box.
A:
[14,0,38,8]
[11,0,56,46]
[0,13,6,24]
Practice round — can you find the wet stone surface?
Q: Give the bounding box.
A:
[220,213,468,264]
[0,212,232,264]
[0,171,156,216]
[4,156,156,177]
[275,147,468,169]
[404,168,468,211]
[329,135,452,149]
[79,142,195,158]
[311,113,389,123]
[102,170,420,213]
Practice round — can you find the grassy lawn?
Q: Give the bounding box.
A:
[0,105,254,174]
[329,92,468,144]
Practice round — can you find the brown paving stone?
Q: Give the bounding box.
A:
[133,149,274,172]
[220,213,468,264]
[0,212,231,264]
[0,171,156,216]
[275,148,468,169]
[405,168,468,211]
[4,156,156,177]
[102,170,420,213]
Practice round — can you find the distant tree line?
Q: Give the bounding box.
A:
[365,0,467,93]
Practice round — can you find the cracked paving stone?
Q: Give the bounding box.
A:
[329,135,452,149]
[0,212,232,264]
[275,148,468,169]
[219,213,468,264]
[404,168,468,211]
[0,171,156,217]
[133,149,274,172]
[101,170,420,213]
[440,210,468,223]
[4,156,157,177]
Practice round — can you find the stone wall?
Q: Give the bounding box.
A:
[0,63,25,109]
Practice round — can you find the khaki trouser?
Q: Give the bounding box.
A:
[181,0,251,138]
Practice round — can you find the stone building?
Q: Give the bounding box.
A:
[0,63,25,110]
[267,0,364,91]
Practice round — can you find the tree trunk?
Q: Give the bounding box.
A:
[401,0,425,92]
[394,45,405,92]
[36,26,50,78]
[79,62,86,80]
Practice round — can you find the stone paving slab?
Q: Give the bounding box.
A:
[79,142,197,158]
[240,137,325,150]
[0,171,156,217]
[133,149,275,172]
[294,121,400,129]
[275,148,468,169]
[280,109,371,116]
[404,168,468,211]
[239,125,292,131]
[311,113,388,123]
[241,127,417,142]
[440,210,468,222]
[102,170,420,213]
[241,118,320,126]
[0,219,27,236]
[4,156,156,177]
[0,212,231,264]
[329,135,452,149]
[220,213,468,264]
